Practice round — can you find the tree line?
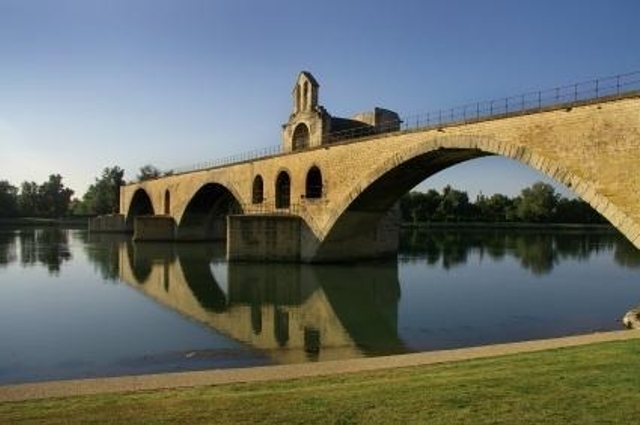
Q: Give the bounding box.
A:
[400,182,605,224]
[0,175,74,218]
[0,164,162,218]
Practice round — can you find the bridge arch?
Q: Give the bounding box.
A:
[315,134,636,260]
[126,188,155,230]
[177,183,242,241]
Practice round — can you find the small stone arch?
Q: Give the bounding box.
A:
[292,123,310,151]
[275,171,291,209]
[126,188,155,230]
[252,175,264,204]
[164,189,171,215]
[177,183,242,241]
[305,166,323,199]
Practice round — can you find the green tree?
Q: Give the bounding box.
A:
[437,185,470,221]
[476,193,514,222]
[417,189,442,221]
[515,182,559,223]
[18,181,40,216]
[138,164,161,181]
[555,198,605,224]
[0,180,18,217]
[81,166,125,215]
[38,174,74,218]
[400,190,442,222]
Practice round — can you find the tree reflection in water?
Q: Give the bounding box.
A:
[16,228,72,274]
[0,229,17,267]
[399,227,640,275]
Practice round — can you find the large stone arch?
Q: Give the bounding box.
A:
[313,133,639,261]
[125,188,155,230]
[176,182,243,241]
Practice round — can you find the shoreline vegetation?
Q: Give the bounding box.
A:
[0,217,614,230]
[2,338,640,423]
[0,217,89,227]
[401,221,614,230]
[400,182,605,225]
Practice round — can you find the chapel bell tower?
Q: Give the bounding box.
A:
[282,71,331,152]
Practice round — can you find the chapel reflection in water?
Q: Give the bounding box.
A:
[116,241,404,363]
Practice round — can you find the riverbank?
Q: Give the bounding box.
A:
[0,217,89,228]
[2,330,640,423]
[401,221,614,230]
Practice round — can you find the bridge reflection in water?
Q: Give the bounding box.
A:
[114,239,405,364]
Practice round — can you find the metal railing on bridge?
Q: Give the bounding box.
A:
[170,145,284,175]
[153,70,640,178]
[401,70,640,131]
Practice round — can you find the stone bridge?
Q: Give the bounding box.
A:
[108,71,640,262]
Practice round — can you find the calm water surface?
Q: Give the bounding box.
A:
[1,226,640,384]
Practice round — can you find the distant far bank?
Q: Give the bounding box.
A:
[0,217,614,231]
[401,222,615,231]
[0,217,89,228]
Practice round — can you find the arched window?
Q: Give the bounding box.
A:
[252,175,264,204]
[164,190,171,215]
[305,166,323,199]
[292,123,310,151]
[275,171,291,209]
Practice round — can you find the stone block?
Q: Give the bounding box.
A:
[89,214,127,233]
[134,215,176,241]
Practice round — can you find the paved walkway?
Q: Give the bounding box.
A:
[2,330,640,402]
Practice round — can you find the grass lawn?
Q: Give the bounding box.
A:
[2,339,640,424]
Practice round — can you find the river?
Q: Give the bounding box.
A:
[1,225,639,384]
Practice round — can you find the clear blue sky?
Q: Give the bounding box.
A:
[1,0,640,198]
